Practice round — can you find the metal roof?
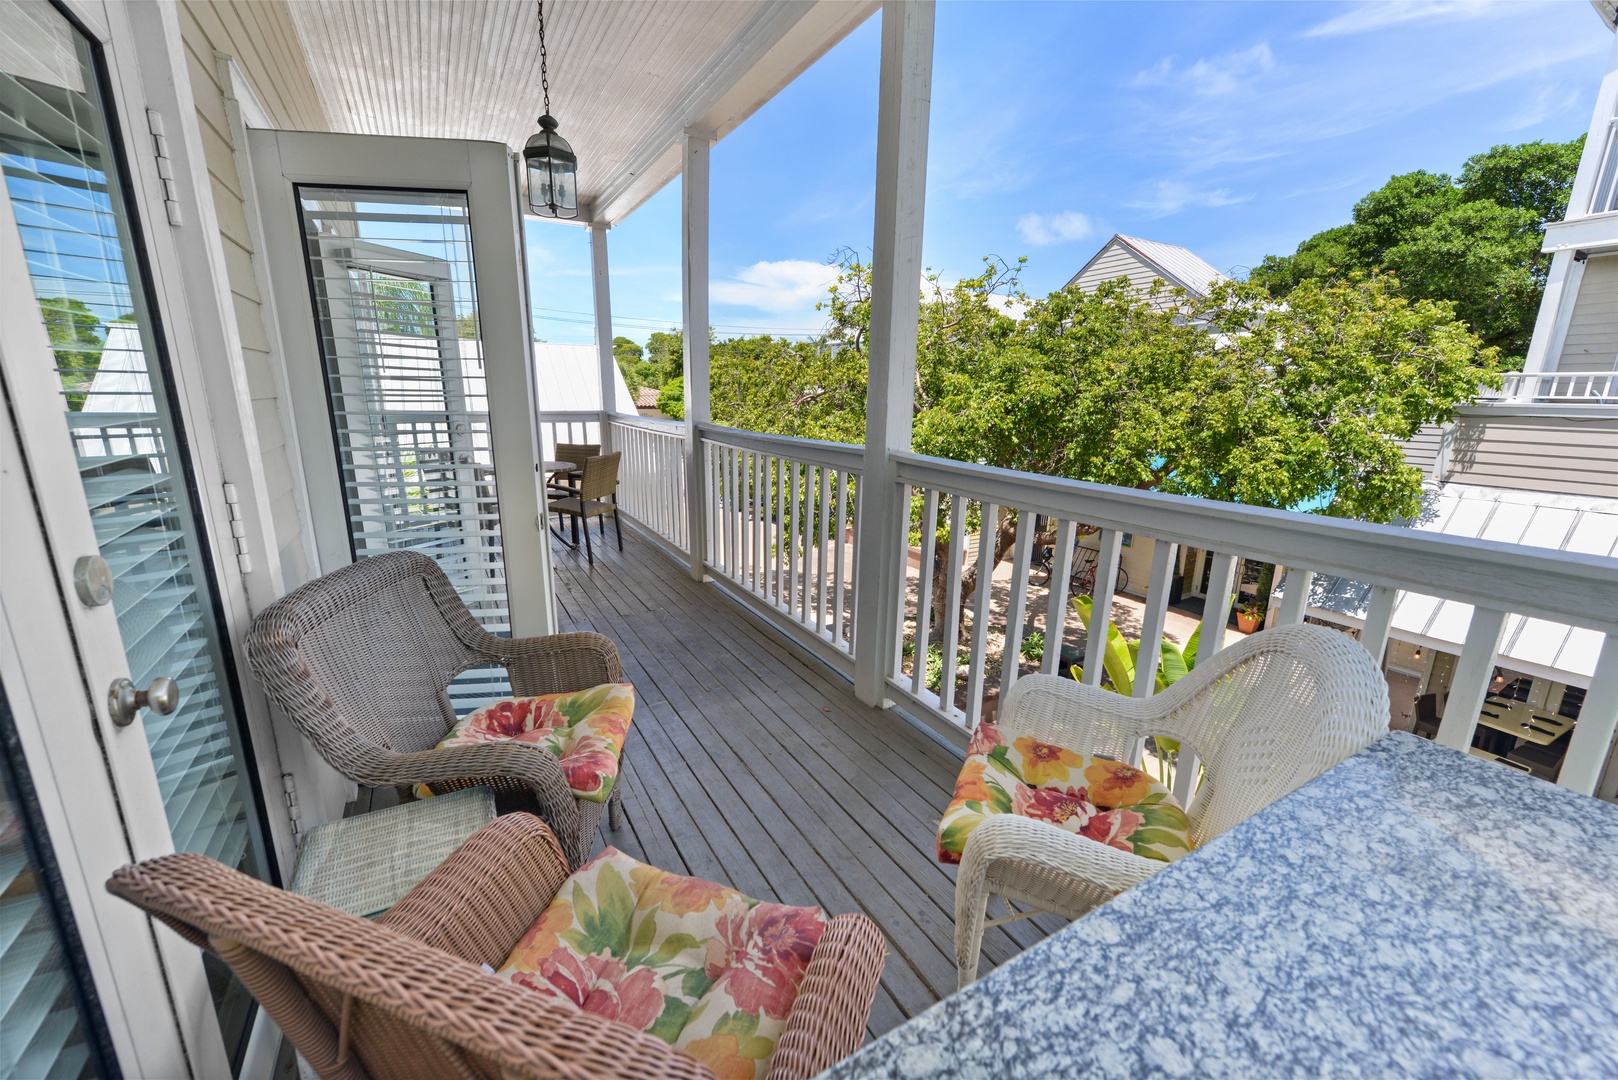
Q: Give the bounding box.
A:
[1300,483,1618,685]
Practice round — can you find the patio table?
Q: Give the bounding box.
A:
[824,732,1618,1079]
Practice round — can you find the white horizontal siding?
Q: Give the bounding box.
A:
[1072,243,1166,296]
[1398,424,1444,477]
[1558,253,1618,374]
[1447,414,1618,498]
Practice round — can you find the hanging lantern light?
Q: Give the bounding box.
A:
[524,0,578,219]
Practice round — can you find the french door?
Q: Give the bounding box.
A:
[250,130,557,722]
[0,1,257,1074]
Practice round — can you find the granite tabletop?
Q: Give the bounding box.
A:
[825,732,1618,1079]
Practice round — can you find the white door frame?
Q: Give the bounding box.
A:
[0,174,228,1079]
[57,0,302,876]
[249,130,557,632]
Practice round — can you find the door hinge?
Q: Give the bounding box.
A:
[282,772,301,837]
[222,482,253,574]
[145,109,183,227]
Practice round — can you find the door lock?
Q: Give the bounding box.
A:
[73,555,114,606]
[108,676,180,727]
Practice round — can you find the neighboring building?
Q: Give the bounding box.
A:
[1066,233,1228,303]
[635,384,667,418]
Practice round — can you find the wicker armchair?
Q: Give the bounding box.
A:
[954,624,1389,986]
[107,814,886,1080]
[245,550,625,868]
[549,451,623,566]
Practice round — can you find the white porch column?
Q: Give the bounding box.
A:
[589,222,619,437]
[852,0,935,707]
[682,129,713,580]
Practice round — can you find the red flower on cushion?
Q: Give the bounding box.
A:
[1011,784,1097,829]
[464,697,567,741]
[512,950,665,1032]
[966,721,1003,758]
[704,902,825,1021]
[1080,807,1146,852]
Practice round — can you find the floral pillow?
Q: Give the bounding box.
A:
[937,721,1192,866]
[498,848,827,1080]
[414,683,633,803]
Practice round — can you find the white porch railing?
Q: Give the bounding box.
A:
[1483,370,1618,404]
[607,414,689,553]
[699,425,862,663]
[882,451,1618,798]
[539,410,604,458]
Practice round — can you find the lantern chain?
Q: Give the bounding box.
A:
[537,0,551,117]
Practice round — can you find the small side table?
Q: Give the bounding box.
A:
[288,787,496,918]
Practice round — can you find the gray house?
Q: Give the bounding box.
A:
[1066,233,1228,302]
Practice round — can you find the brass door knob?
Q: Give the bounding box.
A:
[108,676,180,727]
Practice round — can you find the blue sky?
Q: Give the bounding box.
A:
[525,0,1613,348]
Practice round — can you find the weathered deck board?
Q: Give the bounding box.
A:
[551,524,1066,1037]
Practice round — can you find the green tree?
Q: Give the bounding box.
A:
[42,297,105,411]
[1250,137,1584,361]
[613,335,644,390]
[456,309,480,339]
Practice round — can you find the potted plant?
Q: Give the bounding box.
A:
[1236,601,1264,634]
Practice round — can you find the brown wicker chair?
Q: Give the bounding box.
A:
[549,451,623,566]
[245,550,624,868]
[107,814,886,1080]
[548,441,600,496]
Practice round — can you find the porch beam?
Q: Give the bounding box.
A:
[852,0,936,707]
[590,223,619,423]
[682,129,713,580]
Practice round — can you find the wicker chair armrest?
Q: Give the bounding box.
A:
[107,853,716,1080]
[765,913,886,1080]
[470,631,625,697]
[958,813,1166,915]
[379,814,572,968]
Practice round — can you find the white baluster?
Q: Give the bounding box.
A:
[1001,509,1035,698]
[1082,529,1124,688]
[1360,585,1398,668]
[788,460,801,619]
[1042,519,1076,677]
[1435,607,1508,752]
[1557,634,1618,797]
[938,495,968,721]
[1134,540,1178,699]
[965,502,999,729]
[1199,553,1239,659]
[912,489,940,697]
[834,470,849,646]
[817,465,831,635]
[1278,568,1314,624]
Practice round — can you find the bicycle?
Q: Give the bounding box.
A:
[1030,541,1129,595]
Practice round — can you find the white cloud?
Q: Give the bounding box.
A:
[710,259,839,314]
[1302,1,1493,39]
[1132,43,1275,98]
[1125,180,1250,217]
[1015,210,1094,246]
[1502,82,1584,131]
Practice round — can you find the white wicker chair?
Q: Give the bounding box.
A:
[954,623,1389,986]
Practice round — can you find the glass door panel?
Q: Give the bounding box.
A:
[296,186,512,712]
[0,0,263,1059]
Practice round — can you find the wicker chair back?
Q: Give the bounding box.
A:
[554,442,600,468]
[578,451,621,503]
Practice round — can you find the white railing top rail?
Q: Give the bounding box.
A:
[894,450,1618,636]
[1483,371,1618,403]
[540,409,606,423]
[698,422,865,473]
[607,412,685,434]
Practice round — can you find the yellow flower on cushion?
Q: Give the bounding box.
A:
[682,1034,759,1080]
[952,759,992,804]
[629,863,737,916]
[1084,758,1152,808]
[1014,737,1082,787]
[506,897,572,968]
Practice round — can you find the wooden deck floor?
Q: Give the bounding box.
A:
[549,523,1065,1037]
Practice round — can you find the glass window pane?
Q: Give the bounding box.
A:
[296,186,512,713]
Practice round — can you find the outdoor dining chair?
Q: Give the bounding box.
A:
[548,441,600,497]
[549,450,623,566]
[245,550,626,868]
[107,814,886,1080]
[942,623,1388,986]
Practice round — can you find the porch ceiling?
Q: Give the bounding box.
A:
[283,0,877,225]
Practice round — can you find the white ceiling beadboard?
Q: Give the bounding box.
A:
[283,0,876,224]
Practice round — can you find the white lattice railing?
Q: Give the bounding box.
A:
[607,414,688,554]
[539,410,604,459]
[882,451,1618,799]
[699,425,862,662]
[1485,370,1618,404]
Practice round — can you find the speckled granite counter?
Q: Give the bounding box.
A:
[826,732,1618,1079]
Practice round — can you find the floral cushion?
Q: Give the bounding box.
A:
[498,848,827,1080]
[414,683,634,803]
[936,721,1193,866]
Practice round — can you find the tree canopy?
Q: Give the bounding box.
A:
[1250,137,1584,362]
[707,254,1499,526]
